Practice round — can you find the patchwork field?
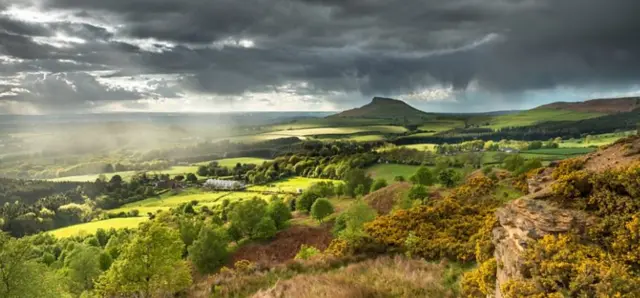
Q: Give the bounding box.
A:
[247,177,340,193]
[197,157,272,167]
[317,134,386,142]
[263,125,408,137]
[48,165,202,182]
[560,131,635,148]
[482,148,594,164]
[49,217,148,238]
[416,120,465,135]
[399,144,438,151]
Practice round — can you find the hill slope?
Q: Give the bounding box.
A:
[536,96,640,114]
[329,97,430,120]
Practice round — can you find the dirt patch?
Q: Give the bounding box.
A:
[363,182,412,214]
[230,225,333,267]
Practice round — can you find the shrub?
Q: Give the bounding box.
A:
[502,234,640,297]
[551,170,592,199]
[460,259,497,297]
[394,176,406,182]
[267,197,292,229]
[188,225,229,274]
[370,178,388,192]
[228,197,268,239]
[408,184,428,203]
[310,199,334,223]
[551,158,585,179]
[410,166,435,186]
[296,191,319,213]
[365,177,500,262]
[294,245,321,260]
[252,217,277,240]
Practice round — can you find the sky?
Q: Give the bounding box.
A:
[1,0,639,114]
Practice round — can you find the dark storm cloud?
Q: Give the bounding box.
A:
[1,0,640,112]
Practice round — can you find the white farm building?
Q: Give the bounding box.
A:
[203,179,245,190]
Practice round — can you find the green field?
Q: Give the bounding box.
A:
[522,148,595,155]
[247,177,340,193]
[196,157,272,167]
[417,120,465,135]
[486,109,604,130]
[482,148,594,165]
[365,164,420,182]
[263,125,407,137]
[399,144,438,151]
[560,131,635,148]
[49,217,148,238]
[317,134,386,142]
[111,188,269,213]
[48,166,202,182]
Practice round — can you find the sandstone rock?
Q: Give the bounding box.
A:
[493,199,590,298]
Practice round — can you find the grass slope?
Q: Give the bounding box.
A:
[366,164,420,182]
[486,109,604,130]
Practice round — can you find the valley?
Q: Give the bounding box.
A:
[1,96,639,298]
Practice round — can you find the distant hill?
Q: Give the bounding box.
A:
[536,97,640,114]
[329,97,430,120]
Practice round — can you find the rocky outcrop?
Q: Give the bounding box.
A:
[492,199,590,298]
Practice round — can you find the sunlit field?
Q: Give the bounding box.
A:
[49,217,148,238]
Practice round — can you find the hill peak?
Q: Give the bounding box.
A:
[329,97,430,120]
[536,96,640,114]
[371,97,404,104]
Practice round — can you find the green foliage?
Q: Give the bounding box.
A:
[64,244,102,294]
[502,154,526,172]
[310,198,334,223]
[96,222,192,297]
[228,197,268,239]
[186,173,198,183]
[333,200,377,247]
[370,178,388,192]
[294,244,321,260]
[95,228,109,247]
[252,217,278,240]
[296,191,319,213]
[408,184,429,203]
[394,175,406,182]
[354,184,366,197]
[0,233,66,298]
[410,166,435,186]
[188,224,229,274]
[438,168,459,188]
[343,169,373,197]
[513,158,542,176]
[99,252,113,271]
[178,216,203,249]
[267,197,292,229]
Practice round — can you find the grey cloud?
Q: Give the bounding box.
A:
[0,0,639,112]
[0,72,143,112]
